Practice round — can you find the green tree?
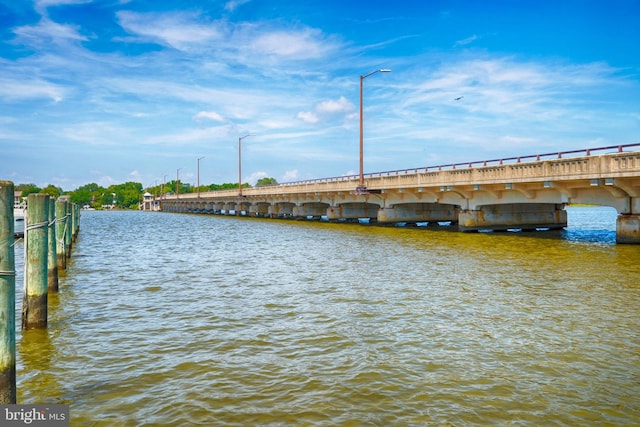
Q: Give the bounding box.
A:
[41,184,63,199]
[208,182,246,190]
[70,183,105,207]
[256,177,278,187]
[15,183,40,197]
[108,182,144,209]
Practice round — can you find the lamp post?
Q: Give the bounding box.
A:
[197,157,205,199]
[357,68,391,195]
[238,133,253,197]
[176,168,181,199]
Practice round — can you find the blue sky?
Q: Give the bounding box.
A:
[1,0,639,190]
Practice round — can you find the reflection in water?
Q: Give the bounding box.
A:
[13,207,640,426]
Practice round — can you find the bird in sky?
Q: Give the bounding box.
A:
[454,96,464,101]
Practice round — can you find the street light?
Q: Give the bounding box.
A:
[176,168,182,199]
[197,156,205,198]
[357,68,391,195]
[238,133,254,197]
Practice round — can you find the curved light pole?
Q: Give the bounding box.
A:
[357,68,391,195]
[238,133,253,197]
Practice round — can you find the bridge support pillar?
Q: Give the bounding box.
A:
[377,203,459,224]
[269,203,294,218]
[326,206,342,220]
[616,214,640,244]
[268,205,280,218]
[326,203,379,220]
[293,203,329,219]
[223,203,236,214]
[236,201,251,215]
[249,204,269,217]
[459,203,567,232]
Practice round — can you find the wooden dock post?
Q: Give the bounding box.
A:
[75,203,80,238]
[64,202,72,259]
[47,198,58,292]
[22,194,49,330]
[0,181,16,403]
[71,203,78,242]
[55,200,67,270]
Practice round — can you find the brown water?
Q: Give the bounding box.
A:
[13,207,640,426]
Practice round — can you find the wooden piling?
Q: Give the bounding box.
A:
[71,203,78,242]
[0,181,16,403]
[75,203,80,238]
[55,200,67,270]
[22,194,49,330]
[47,198,58,292]
[64,202,72,259]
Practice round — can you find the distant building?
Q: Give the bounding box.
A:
[13,190,23,207]
[140,192,160,211]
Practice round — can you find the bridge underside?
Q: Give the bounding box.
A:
[162,199,640,243]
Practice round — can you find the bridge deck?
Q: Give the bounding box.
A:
[157,144,640,243]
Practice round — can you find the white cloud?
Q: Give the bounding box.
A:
[316,96,354,114]
[250,29,325,59]
[14,18,88,46]
[34,0,92,14]
[194,111,225,122]
[258,118,295,129]
[281,169,299,182]
[297,111,319,123]
[225,0,251,12]
[96,175,117,188]
[245,171,268,185]
[62,122,127,146]
[454,34,478,47]
[117,11,223,50]
[143,125,235,146]
[115,10,342,67]
[402,57,619,119]
[297,96,355,124]
[0,77,65,102]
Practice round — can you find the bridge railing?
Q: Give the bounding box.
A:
[267,143,640,187]
[166,143,640,200]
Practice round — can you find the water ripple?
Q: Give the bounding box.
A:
[13,209,640,426]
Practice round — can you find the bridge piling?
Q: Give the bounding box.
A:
[326,203,379,220]
[459,204,567,232]
[616,215,640,244]
[377,203,459,224]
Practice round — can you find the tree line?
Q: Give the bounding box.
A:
[14,177,279,210]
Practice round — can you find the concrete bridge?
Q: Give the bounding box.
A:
[158,144,640,243]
